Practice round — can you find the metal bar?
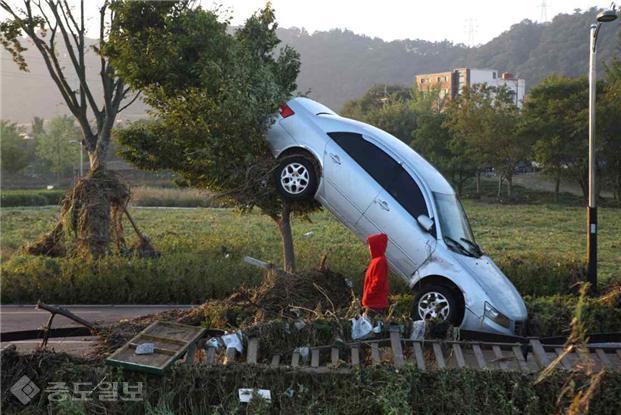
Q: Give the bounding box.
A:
[370,342,380,365]
[452,344,466,368]
[311,349,320,368]
[390,328,405,369]
[351,345,360,366]
[555,347,573,370]
[492,345,509,370]
[243,256,274,270]
[513,345,529,372]
[291,350,300,367]
[206,347,216,364]
[472,344,487,369]
[595,349,612,368]
[246,338,258,364]
[530,339,551,368]
[331,348,339,365]
[432,343,446,369]
[412,342,426,371]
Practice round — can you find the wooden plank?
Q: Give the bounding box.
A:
[412,342,426,371]
[472,344,487,369]
[185,343,196,364]
[291,350,300,368]
[555,347,573,370]
[530,339,550,368]
[432,343,446,369]
[205,347,216,364]
[224,347,236,365]
[351,345,360,366]
[390,329,405,369]
[370,342,380,365]
[270,354,281,367]
[246,338,258,364]
[331,348,339,365]
[452,343,466,368]
[311,349,320,368]
[512,345,529,372]
[596,349,612,368]
[492,345,509,370]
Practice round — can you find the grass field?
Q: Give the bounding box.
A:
[1,200,619,303]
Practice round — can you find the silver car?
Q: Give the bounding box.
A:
[266,97,527,336]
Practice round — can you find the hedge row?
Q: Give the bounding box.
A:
[0,189,65,207]
[2,352,621,415]
[0,252,589,305]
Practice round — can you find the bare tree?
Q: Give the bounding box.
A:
[1,0,154,258]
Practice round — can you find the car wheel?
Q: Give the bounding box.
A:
[412,284,459,324]
[275,156,318,201]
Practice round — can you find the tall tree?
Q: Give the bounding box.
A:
[0,120,33,174]
[1,0,153,258]
[601,32,621,202]
[520,75,599,202]
[35,115,80,179]
[109,1,312,272]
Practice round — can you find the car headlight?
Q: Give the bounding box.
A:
[484,302,511,328]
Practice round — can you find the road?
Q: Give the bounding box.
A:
[1,304,194,355]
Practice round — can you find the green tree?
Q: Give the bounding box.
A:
[520,75,600,202]
[35,115,80,179]
[341,84,416,141]
[0,120,33,174]
[601,32,621,202]
[1,0,149,258]
[110,1,311,271]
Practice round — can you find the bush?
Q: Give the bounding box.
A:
[0,189,65,207]
[496,254,586,296]
[3,349,621,415]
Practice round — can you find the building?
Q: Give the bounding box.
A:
[416,68,526,108]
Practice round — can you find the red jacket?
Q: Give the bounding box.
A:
[362,233,390,309]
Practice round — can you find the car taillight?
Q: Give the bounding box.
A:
[279,103,295,118]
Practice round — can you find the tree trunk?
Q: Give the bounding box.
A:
[457,170,464,196]
[476,170,481,196]
[616,172,621,202]
[506,175,513,199]
[554,171,561,203]
[497,175,503,198]
[273,203,296,273]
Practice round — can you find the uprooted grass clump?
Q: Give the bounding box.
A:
[95,268,358,358]
[24,167,157,259]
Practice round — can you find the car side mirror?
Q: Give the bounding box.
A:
[417,215,434,233]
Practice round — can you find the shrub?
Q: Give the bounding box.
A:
[0,189,65,207]
[496,253,586,296]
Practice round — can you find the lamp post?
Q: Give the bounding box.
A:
[587,4,617,293]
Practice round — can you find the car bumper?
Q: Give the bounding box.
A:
[462,307,525,336]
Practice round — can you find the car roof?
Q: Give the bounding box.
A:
[309,109,455,194]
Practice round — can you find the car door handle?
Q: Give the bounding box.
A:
[329,153,341,165]
[376,198,390,211]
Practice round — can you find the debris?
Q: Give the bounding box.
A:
[238,388,271,403]
[410,320,426,341]
[221,332,244,353]
[351,315,373,340]
[135,343,154,355]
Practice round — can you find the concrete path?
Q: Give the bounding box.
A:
[1,304,194,355]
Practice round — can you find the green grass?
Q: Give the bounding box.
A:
[1,200,619,304]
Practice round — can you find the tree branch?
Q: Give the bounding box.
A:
[117,91,141,113]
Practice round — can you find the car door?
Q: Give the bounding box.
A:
[320,132,399,234]
[358,165,436,278]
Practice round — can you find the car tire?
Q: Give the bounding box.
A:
[412,284,460,324]
[275,156,318,201]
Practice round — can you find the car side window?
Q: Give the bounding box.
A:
[328,132,400,188]
[386,167,429,218]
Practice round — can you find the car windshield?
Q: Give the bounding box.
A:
[433,192,482,257]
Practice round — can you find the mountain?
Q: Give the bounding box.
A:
[1,7,619,123]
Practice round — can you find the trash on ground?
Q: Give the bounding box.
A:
[351,315,373,340]
[134,343,154,355]
[238,388,271,403]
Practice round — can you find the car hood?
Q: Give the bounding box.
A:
[454,254,527,320]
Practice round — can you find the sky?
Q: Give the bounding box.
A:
[199,0,608,45]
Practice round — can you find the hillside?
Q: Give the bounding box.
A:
[1,7,619,122]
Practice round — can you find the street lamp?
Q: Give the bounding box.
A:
[587,3,617,293]
[69,140,84,177]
